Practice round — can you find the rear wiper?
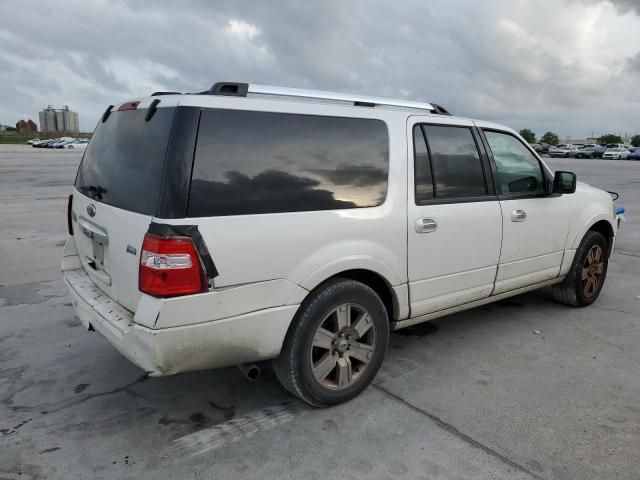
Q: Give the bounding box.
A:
[78,185,108,201]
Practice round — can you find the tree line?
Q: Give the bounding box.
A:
[518,129,640,147]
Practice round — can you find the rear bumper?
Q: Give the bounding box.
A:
[62,262,298,376]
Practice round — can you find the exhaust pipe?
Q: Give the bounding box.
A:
[237,363,261,382]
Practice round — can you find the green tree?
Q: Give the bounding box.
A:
[598,133,622,144]
[519,128,536,143]
[630,135,640,147]
[540,131,559,145]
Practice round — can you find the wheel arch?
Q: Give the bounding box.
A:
[296,267,403,323]
[587,219,615,255]
[569,209,615,255]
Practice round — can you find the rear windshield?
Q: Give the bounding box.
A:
[75,107,175,215]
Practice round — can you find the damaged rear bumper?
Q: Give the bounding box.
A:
[62,243,298,376]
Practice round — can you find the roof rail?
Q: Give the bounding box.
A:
[206,82,448,113]
[151,91,182,96]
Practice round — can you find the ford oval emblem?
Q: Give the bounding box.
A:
[87,204,96,217]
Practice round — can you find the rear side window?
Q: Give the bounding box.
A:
[188,109,389,217]
[419,125,487,199]
[75,107,175,215]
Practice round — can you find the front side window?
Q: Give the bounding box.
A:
[484,130,545,195]
[188,110,389,217]
[421,125,487,199]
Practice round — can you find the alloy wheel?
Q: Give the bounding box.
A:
[310,303,377,390]
[582,244,605,299]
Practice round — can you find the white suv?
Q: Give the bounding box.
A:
[62,83,619,406]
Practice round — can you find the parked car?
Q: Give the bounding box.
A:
[34,139,58,148]
[549,144,580,157]
[576,144,604,159]
[62,82,620,406]
[603,148,630,160]
[27,138,40,145]
[50,137,75,149]
[65,140,89,150]
[627,149,640,160]
[605,143,625,150]
[529,143,551,155]
[530,143,543,154]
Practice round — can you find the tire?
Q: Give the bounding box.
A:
[273,278,389,407]
[553,231,609,307]
[68,145,74,150]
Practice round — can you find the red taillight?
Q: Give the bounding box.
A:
[118,100,140,111]
[138,233,207,297]
[67,194,74,235]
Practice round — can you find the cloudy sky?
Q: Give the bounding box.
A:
[1,0,639,138]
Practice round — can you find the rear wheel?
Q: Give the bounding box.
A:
[274,278,389,407]
[553,231,609,307]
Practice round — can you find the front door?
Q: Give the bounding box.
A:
[407,117,502,317]
[480,129,569,295]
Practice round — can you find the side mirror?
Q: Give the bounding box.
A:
[553,171,577,194]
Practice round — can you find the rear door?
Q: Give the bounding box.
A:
[72,103,177,312]
[407,117,502,317]
[480,129,569,294]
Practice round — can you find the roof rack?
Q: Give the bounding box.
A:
[206,82,450,114]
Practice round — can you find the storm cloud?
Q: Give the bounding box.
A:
[1,0,638,137]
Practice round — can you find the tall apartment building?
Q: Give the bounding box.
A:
[39,105,79,133]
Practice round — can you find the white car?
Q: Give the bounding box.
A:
[27,138,40,145]
[549,144,580,158]
[65,140,89,150]
[51,137,76,149]
[62,83,620,406]
[602,148,629,160]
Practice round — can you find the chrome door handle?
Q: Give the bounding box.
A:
[511,209,527,222]
[415,218,438,233]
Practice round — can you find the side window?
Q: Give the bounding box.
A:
[413,125,434,202]
[188,109,389,217]
[421,125,487,199]
[484,131,545,195]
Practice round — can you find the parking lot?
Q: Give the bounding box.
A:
[1,144,639,479]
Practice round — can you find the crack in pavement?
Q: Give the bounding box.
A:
[590,305,640,318]
[372,383,544,480]
[5,374,149,415]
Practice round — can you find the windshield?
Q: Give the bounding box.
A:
[75,107,176,215]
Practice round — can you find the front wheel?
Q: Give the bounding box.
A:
[553,231,609,307]
[274,278,389,407]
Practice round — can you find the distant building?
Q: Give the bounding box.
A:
[16,119,38,134]
[39,105,79,133]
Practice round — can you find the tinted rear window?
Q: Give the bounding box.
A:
[422,125,487,199]
[75,107,175,215]
[188,109,389,217]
